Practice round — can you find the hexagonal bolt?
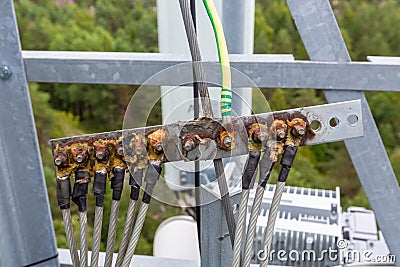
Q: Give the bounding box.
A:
[135,146,144,156]
[117,147,124,156]
[96,151,106,160]
[155,143,163,152]
[0,65,12,80]
[277,130,286,139]
[254,132,267,143]
[183,139,196,152]
[297,128,306,136]
[223,135,232,148]
[54,157,63,166]
[76,154,84,163]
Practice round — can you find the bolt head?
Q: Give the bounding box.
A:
[0,65,11,80]
[96,151,106,160]
[223,136,232,148]
[297,128,306,136]
[54,157,63,166]
[277,131,286,139]
[257,132,267,143]
[135,147,143,156]
[183,140,194,152]
[155,143,163,152]
[184,143,192,151]
[117,147,124,156]
[76,154,84,163]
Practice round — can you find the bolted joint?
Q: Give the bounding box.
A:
[76,154,84,163]
[54,157,63,166]
[0,65,12,80]
[132,134,145,156]
[277,130,286,139]
[287,117,307,138]
[95,149,110,161]
[117,146,124,157]
[219,130,235,150]
[155,143,163,153]
[182,136,197,152]
[270,120,287,141]
[146,128,167,155]
[96,151,105,160]
[248,124,268,149]
[223,135,232,148]
[135,146,144,156]
[71,145,89,165]
[253,131,268,143]
[53,151,68,167]
[94,143,110,162]
[297,127,306,136]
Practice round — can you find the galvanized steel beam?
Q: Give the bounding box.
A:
[287,0,400,259]
[0,0,59,266]
[22,51,400,91]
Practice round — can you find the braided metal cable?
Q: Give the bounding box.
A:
[91,206,103,267]
[62,209,80,267]
[243,185,265,267]
[79,211,88,267]
[115,199,138,267]
[178,0,213,117]
[121,202,149,267]
[179,0,236,247]
[104,200,121,267]
[214,159,236,247]
[260,182,286,267]
[232,189,250,267]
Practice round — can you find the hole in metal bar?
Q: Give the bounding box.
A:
[329,117,340,128]
[347,114,359,126]
[310,120,322,132]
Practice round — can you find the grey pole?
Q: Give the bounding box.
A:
[287,0,400,259]
[222,0,246,54]
[222,0,254,116]
[0,0,59,266]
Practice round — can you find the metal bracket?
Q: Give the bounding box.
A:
[50,100,363,164]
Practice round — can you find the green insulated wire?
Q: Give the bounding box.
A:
[202,0,232,118]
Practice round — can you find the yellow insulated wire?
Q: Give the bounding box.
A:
[202,0,232,118]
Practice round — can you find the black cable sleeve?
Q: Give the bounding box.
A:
[130,185,140,201]
[142,163,162,203]
[93,171,107,207]
[72,170,89,212]
[278,166,291,183]
[259,161,275,188]
[277,145,298,182]
[57,178,71,210]
[129,169,143,187]
[144,163,162,186]
[129,169,143,200]
[142,184,155,204]
[111,167,125,200]
[259,149,276,188]
[280,145,298,168]
[242,151,261,189]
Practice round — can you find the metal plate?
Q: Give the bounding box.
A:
[50,100,363,163]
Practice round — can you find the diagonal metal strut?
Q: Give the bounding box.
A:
[287,0,400,259]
